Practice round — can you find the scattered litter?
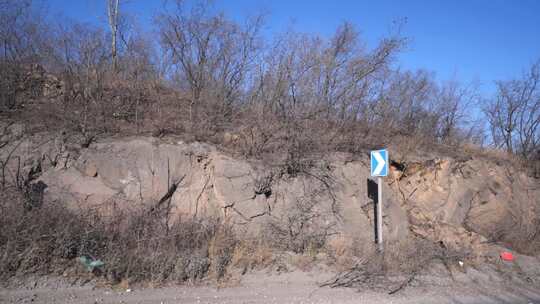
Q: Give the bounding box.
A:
[126,289,132,293]
[78,256,105,272]
[500,251,514,262]
[458,261,464,267]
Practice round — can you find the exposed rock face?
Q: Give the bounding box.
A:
[390,156,540,254]
[32,136,540,255]
[38,137,409,247]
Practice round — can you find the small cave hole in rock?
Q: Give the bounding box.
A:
[255,189,272,198]
[390,160,406,172]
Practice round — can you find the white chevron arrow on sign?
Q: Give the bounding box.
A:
[373,151,386,176]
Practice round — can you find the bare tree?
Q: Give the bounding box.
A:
[0,0,50,110]
[107,0,120,72]
[435,80,478,144]
[376,70,435,138]
[157,0,263,133]
[0,0,505,162]
[484,60,540,158]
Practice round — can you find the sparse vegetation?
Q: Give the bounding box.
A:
[3,0,534,167]
[0,0,539,296]
[322,237,470,294]
[0,188,237,284]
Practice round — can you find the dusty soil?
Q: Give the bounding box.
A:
[2,271,540,304]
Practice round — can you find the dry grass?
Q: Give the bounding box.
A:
[0,187,338,285]
[325,236,371,272]
[230,240,275,273]
[0,188,236,285]
[322,237,470,294]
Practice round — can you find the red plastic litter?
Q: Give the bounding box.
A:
[500,251,514,261]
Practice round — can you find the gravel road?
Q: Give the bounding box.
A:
[2,271,540,304]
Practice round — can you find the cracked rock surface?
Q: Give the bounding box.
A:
[35,136,540,255]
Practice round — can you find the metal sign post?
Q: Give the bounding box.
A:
[377,176,383,252]
[371,149,388,252]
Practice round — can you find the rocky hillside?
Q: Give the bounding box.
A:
[3,126,536,259]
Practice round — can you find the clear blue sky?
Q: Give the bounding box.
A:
[47,0,540,96]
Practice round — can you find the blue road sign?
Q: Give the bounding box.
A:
[371,149,388,177]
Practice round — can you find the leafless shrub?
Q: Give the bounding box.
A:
[482,204,540,255]
[156,0,263,136]
[0,0,501,164]
[533,151,540,178]
[265,193,337,254]
[0,189,236,284]
[233,123,278,159]
[281,152,315,178]
[230,240,275,273]
[322,237,469,294]
[253,171,274,198]
[0,0,50,111]
[484,60,540,161]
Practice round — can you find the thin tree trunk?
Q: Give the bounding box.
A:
[108,0,119,72]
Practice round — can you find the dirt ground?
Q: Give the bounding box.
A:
[2,270,540,304]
